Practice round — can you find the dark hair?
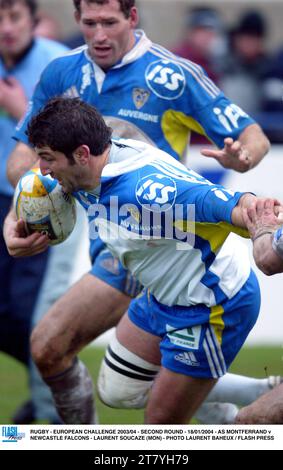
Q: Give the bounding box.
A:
[0,0,37,17]
[27,97,112,159]
[232,11,267,38]
[73,0,135,19]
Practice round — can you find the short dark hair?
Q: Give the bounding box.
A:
[73,0,135,19]
[0,0,37,17]
[27,97,112,159]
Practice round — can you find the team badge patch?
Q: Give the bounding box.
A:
[133,88,150,109]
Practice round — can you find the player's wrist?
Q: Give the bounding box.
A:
[252,230,273,242]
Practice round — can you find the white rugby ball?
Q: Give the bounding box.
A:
[13,168,77,245]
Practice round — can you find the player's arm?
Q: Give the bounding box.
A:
[3,208,49,257]
[243,198,283,275]
[231,195,283,229]
[7,142,39,187]
[252,231,283,276]
[183,68,270,173]
[201,123,270,173]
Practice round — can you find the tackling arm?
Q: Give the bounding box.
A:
[232,196,283,275]
[243,198,283,275]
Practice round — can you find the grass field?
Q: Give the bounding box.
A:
[0,345,282,424]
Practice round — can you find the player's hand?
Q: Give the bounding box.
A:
[242,198,283,241]
[201,137,252,173]
[0,77,27,120]
[3,210,49,257]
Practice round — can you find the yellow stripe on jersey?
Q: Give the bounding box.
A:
[210,305,225,345]
[174,220,249,253]
[161,110,213,158]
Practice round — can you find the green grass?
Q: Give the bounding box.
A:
[0,346,282,424]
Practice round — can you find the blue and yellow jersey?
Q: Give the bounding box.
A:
[75,139,251,308]
[15,31,254,160]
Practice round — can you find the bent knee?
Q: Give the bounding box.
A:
[97,334,159,409]
[31,323,65,372]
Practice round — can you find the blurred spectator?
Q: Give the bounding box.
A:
[172,6,227,84]
[220,11,271,114]
[256,46,283,143]
[34,11,61,42]
[261,47,283,112]
[64,31,84,49]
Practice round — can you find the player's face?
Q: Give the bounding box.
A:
[37,147,86,193]
[0,1,34,60]
[75,0,138,70]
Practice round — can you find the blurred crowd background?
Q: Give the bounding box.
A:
[35,0,283,143]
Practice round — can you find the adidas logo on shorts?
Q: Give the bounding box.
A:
[174,351,200,367]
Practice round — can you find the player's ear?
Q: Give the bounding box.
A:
[129,7,139,28]
[74,10,81,24]
[73,145,90,165]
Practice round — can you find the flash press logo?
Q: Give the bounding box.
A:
[2,426,25,443]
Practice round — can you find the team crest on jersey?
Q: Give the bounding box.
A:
[132,88,150,109]
[145,59,186,100]
[135,173,177,211]
[128,206,141,223]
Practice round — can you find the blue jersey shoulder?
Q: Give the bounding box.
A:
[40,45,88,85]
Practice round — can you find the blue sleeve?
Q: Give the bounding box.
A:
[193,94,255,148]
[180,63,255,148]
[195,185,244,224]
[14,60,63,144]
[173,175,245,225]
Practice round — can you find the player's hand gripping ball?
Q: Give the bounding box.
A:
[13,168,76,245]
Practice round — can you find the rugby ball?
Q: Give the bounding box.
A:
[13,168,77,245]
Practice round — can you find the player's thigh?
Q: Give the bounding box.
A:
[116,312,161,365]
[32,273,131,356]
[91,248,142,298]
[145,367,217,424]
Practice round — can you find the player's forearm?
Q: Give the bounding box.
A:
[253,233,283,275]
[238,124,270,171]
[7,142,39,187]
